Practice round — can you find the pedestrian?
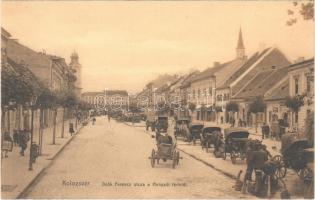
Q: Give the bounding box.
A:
[92,117,96,125]
[69,122,75,136]
[278,119,286,140]
[261,122,270,139]
[19,129,30,156]
[2,132,13,158]
[108,114,111,122]
[232,118,235,127]
[13,129,19,146]
[238,119,242,127]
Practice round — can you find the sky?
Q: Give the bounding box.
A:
[2,1,314,93]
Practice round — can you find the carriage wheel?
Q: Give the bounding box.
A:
[297,168,312,181]
[172,151,177,169]
[272,155,287,179]
[231,151,236,164]
[176,151,180,165]
[151,149,156,168]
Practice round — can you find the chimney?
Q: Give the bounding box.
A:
[214,62,220,67]
[295,57,305,63]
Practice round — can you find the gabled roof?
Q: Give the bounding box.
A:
[190,64,223,83]
[180,71,200,88]
[217,48,271,89]
[264,79,289,101]
[233,66,289,100]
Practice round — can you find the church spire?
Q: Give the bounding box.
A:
[236,27,246,59]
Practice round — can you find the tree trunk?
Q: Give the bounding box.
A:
[1,109,5,135]
[38,109,43,155]
[255,113,258,133]
[61,107,65,138]
[52,108,57,145]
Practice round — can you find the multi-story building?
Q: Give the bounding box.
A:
[217,46,291,124]
[82,90,129,110]
[188,28,248,121]
[287,58,314,131]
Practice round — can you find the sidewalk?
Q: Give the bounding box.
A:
[1,118,86,199]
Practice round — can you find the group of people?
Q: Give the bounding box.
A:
[1,129,30,158]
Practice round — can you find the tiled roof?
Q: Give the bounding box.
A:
[233,66,289,100]
[265,79,289,101]
[190,63,227,83]
[180,71,200,88]
[217,48,271,89]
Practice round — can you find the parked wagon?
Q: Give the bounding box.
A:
[149,139,182,169]
[188,123,204,145]
[174,118,190,140]
[201,126,221,152]
[272,134,313,180]
[222,128,249,164]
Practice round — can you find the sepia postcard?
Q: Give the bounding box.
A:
[1,0,314,199]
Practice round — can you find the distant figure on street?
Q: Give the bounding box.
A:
[2,132,13,158]
[261,122,270,139]
[108,114,111,122]
[238,119,242,127]
[69,122,75,136]
[231,118,235,127]
[92,117,96,125]
[13,129,19,146]
[19,129,30,156]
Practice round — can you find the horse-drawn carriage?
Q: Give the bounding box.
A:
[201,126,221,152]
[149,138,181,169]
[187,123,204,145]
[272,134,313,181]
[174,117,190,140]
[222,128,249,164]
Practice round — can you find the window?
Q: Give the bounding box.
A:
[307,76,311,93]
[295,112,298,123]
[198,89,201,98]
[209,88,212,96]
[294,77,299,95]
[203,89,207,96]
[192,90,195,98]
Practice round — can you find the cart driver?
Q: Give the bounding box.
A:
[157,132,173,145]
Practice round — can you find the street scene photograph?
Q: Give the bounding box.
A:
[1,0,314,199]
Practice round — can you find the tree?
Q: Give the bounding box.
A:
[304,111,314,145]
[285,94,305,129]
[188,102,196,112]
[58,91,78,138]
[249,96,266,132]
[287,1,314,26]
[36,88,59,145]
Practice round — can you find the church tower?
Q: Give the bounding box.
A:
[236,28,246,60]
[69,50,82,98]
